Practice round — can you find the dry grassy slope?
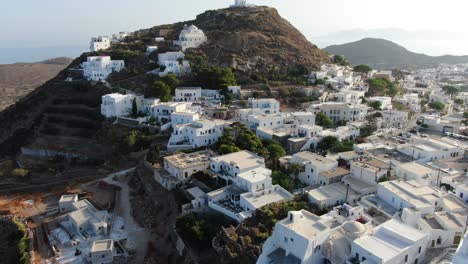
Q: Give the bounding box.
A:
[0,58,72,111]
[138,6,330,75]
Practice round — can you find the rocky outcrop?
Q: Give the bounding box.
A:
[138,6,330,76]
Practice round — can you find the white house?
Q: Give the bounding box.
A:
[174,24,207,51]
[90,239,114,264]
[68,200,109,237]
[207,151,293,222]
[257,210,332,264]
[149,102,191,117]
[453,231,468,264]
[170,111,200,126]
[58,194,79,213]
[167,119,232,152]
[82,56,125,81]
[308,182,360,208]
[289,151,338,186]
[231,0,255,7]
[380,110,408,128]
[368,96,393,110]
[321,122,361,141]
[157,51,191,77]
[174,87,202,102]
[333,90,365,104]
[248,114,285,130]
[164,150,211,181]
[101,93,143,118]
[397,137,463,162]
[90,36,110,52]
[309,102,369,124]
[455,183,468,204]
[396,93,421,112]
[351,219,428,264]
[394,161,439,185]
[248,98,280,114]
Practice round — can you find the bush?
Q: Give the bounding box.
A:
[176,212,235,248]
[429,101,445,111]
[353,64,372,73]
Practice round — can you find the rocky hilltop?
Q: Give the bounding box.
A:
[138,6,330,75]
[325,38,468,69]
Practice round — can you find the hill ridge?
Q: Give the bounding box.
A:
[324,38,468,69]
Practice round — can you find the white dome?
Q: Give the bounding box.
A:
[342,221,366,237]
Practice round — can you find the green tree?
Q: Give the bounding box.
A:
[161,73,181,90]
[454,98,464,105]
[145,81,172,102]
[316,112,333,128]
[366,78,397,97]
[332,55,350,66]
[267,142,286,169]
[315,78,326,85]
[353,64,372,73]
[219,144,241,154]
[271,171,294,191]
[429,101,445,111]
[220,87,234,105]
[368,101,382,111]
[442,85,459,95]
[131,98,138,116]
[317,136,340,153]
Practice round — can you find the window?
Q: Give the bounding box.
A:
[405,254,408,262]
[418,246,421,254]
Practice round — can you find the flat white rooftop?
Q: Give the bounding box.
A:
[242,186,293,209]
[237,167,271,183]
[91,239,114,252]
[279,210,329,239]
[211,150,264,170]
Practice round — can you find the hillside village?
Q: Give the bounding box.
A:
[1,1,468,264]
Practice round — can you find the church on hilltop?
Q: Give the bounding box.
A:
[231,0,255,8]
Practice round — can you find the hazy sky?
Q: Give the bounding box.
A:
[2,0,468,63]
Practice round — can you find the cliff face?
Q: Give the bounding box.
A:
[140,6,330,75]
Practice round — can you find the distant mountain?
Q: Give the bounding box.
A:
[324,38,468,69]
[0,57,72,111]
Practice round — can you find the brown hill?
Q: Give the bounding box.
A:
[137,6,330,75]
[0,57,72,111]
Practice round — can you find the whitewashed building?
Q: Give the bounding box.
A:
[90,239,114,264]
[380,110,408,128]
[248,98,280,114]
[174,24,207,51]
[397,137,463,162]
[257,210,332,264]
[157,51,191,77]
[368,96,393,110]
[309,102,369,124]
[167,119,232,151]
[396,93,421,112]
[351,219,428,264]
[164,150,211,181]
[333,90,365,104]
[82,56,125,81]
[207,151,293,222]
[100,93,143,118]
[289,151,338,186]
[174,87,202,102]
[90,36,110,52]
